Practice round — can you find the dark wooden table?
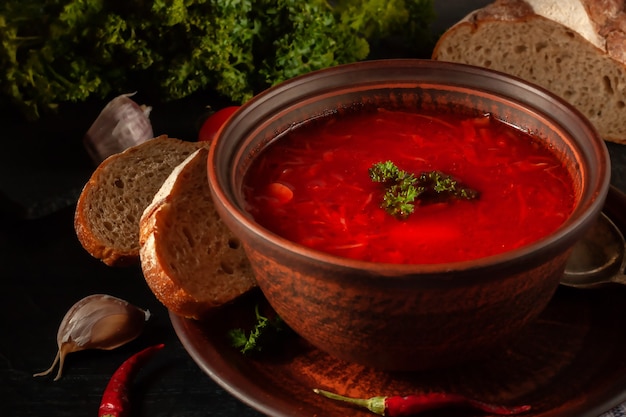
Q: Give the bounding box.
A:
[3,2,626,416]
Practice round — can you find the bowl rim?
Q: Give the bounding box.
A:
[208,59,612,276]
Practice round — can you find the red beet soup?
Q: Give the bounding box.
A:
[243,108,576,264]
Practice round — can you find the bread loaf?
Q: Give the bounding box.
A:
[75,136,209,266]
[432,0,626,144]
[139,148,256,319]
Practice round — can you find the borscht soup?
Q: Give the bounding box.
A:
[242,108,576,264]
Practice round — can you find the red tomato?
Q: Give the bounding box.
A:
[198,106,240,142]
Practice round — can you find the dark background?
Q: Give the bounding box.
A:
[2,1,626,416]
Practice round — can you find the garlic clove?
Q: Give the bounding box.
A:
[34,294,150,381]
[83,93,154,165]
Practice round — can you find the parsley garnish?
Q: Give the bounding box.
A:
[228,305,285,355]
[369,161,479,219]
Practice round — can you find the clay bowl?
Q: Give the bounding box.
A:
[207,59,610,371]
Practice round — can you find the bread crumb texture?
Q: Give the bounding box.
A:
[75,136,207,266]
[140,148,256,319]
[433,0,626,144]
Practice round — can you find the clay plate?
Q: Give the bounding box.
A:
[171,186,626,417]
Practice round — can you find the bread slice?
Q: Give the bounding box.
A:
[75,136,209,266]
[139,148,256,319]
[432,0,626,144]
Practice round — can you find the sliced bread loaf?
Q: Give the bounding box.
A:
[139,148,256,319]
[432,0,626,144]
[75,136,209,266]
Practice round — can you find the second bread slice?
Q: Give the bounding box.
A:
[139,148,257,319]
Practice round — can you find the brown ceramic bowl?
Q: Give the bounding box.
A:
[207,59,610,371]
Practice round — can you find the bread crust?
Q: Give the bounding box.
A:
[139,148,256,319]
[74,136,208,266]
[433,0,626,144]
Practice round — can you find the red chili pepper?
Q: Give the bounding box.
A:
[98,344,165,417]
[313,389,531,416]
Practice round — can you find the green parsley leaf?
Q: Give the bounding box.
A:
[369,160,479,219]
[228,304,285,355]
[0,0,435,120]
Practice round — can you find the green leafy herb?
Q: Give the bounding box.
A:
[0,0,435,120]
[369,160,479,219]
[228,304,285,355]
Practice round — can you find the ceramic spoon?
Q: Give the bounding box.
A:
[562,213,626,288]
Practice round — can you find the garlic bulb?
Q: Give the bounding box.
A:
[33,294,150,381]
[83,93,154,165]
